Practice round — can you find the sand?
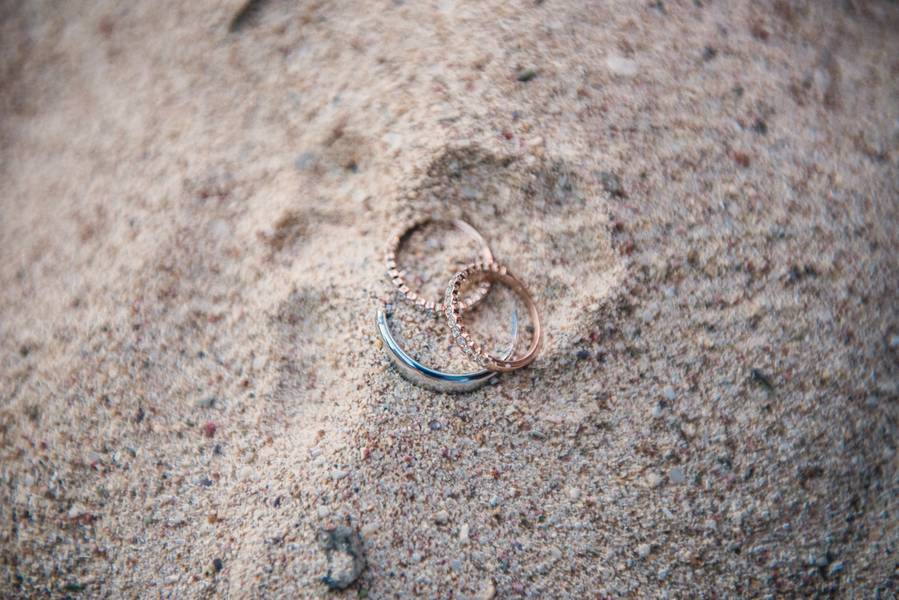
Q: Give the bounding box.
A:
[1,0,897,597]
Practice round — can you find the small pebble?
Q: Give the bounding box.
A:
[212,558,223,573]
[478,580,496,600]
[605,55,638,77]
[202,422,217,438]
[331,469,349,481]
[318,527,366,590]
[567,486,581,501]
[669,467,686,485]
[662,386,676,401]
[599,171,625,197]
[828,561,845,576]
[637,543,651,559]
[434,510,449,525]
[459,523,470,544]
[516,68,538,82]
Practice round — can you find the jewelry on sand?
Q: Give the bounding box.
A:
[444,261,542,373]
[385,218,492,314]
[376,306,518,393]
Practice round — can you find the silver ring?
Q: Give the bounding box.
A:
[376,307,518,393]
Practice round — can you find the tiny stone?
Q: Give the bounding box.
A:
[669,467,686,485]
[576,349,590,360]
[651,403,665,419]
[212,558,223,573]
[516,68,538,82]
[567,486,581,501]
[828,561,844,576]
[434,510,449,525]
[459,523,470,544]
[317,505,331,518]
[478,580,496,600]
[197,396,216,409]
[646,473,663,488]
[637,543,651,559]
[599,171,624,197]
[605,55,638,77]
[318,527,366,590]
[662,386,676,401]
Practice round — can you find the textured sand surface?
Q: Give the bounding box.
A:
[1,0,897,597]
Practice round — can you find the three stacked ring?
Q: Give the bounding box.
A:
[376,217,541,392]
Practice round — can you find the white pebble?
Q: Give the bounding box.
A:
[459,523,470,544]
[637,543,651,559]
[606,55,638,77]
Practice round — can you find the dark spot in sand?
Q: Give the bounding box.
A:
[318,527,366,590]
[750,368,774,391]
[229,0,270,32]
[516,68,538,82]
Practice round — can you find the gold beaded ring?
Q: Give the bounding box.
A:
[444,262,542,372]
[385,218,492,314]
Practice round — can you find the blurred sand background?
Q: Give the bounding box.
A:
[0,0,897,597]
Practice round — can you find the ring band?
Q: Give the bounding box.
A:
[376,306,518,393]
[444,262,542,372]
[385,218,493,314]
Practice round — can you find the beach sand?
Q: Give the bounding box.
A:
[1,0,897,596]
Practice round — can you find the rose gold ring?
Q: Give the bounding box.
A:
[385,218,492,314]
[444,262,542,372]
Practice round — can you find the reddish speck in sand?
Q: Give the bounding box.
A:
[202,422,217,438]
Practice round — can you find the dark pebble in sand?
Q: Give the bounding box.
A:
[319,527,366,590]
[599,171,625,197]
[213,558,223,572]
[750,368,774,391]
[516,68,538,82]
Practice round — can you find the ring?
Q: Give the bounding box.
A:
[376,305,518,393]
[385,218,493,314]
[444,262,542,372]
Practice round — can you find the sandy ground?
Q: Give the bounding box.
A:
[1,0,897,597]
